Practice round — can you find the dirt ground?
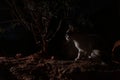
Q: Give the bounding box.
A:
[0,52,120,80]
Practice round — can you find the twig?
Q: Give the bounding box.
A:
[47,19,62,42]
[6,0,30,30]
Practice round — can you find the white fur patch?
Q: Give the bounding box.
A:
[89,49,100,59]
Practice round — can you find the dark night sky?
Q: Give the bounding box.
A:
[0,0,117,22]
[0,0,116,19]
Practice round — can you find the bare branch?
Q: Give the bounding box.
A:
[47,19,62,42]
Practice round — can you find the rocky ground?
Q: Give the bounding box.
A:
[0,52,120,80]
